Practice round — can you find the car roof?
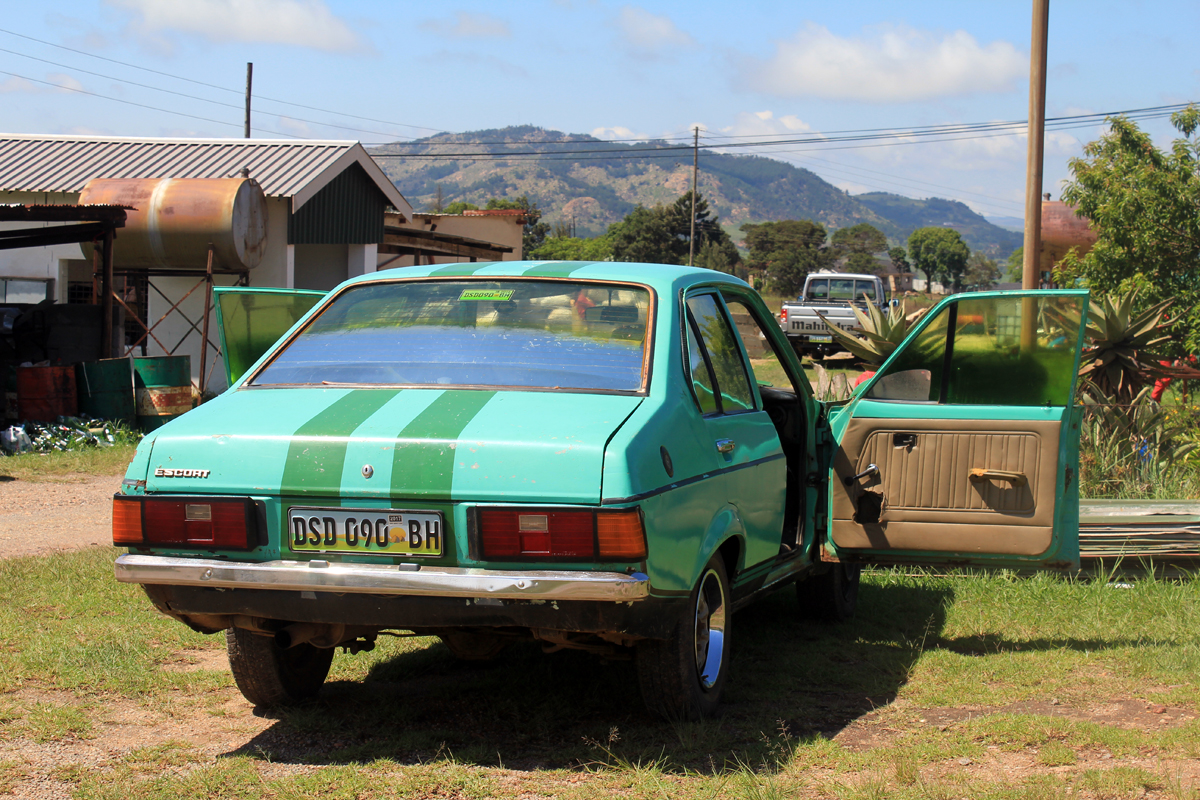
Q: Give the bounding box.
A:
[341,260,751,296]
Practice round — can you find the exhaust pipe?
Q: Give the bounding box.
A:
[275,622,345,649]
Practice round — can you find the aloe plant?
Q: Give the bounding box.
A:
[1078,290,1174,405]
[816,299,925,366]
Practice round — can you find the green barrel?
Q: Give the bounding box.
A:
[133,356,193,431]
[16,365,77,422]
[76,358,136,424]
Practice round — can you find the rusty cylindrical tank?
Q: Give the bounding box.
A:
[79,178,267,271]
[1039,202,1097,274]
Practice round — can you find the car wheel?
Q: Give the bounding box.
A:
[796,562,861,622]
[636,556,731,720]
[226,627,334,707]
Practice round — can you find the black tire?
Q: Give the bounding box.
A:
[225,627,334,707]
[636,556,731,720]
[796,562,861,622]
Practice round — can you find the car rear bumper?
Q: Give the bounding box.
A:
[114,553,650,602]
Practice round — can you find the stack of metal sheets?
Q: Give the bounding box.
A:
[1079,500,1200,559]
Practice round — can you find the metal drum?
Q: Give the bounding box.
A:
[133,356,193,431]
[76,358,136,424]
[16,365,77,422]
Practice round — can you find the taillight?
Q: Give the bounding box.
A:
[112,495,258,550]
[477,507,646,561]
[597,510,648,559]
[780,307,788,325]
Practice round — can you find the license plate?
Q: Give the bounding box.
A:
[808,335,833,343]
[288,507,444,557]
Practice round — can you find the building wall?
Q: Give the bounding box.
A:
[293,243,350,291]
[378,212,524,269]
[0,190,85,303]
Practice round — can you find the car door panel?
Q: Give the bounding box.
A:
[827,289,1089,570]
[683,290,786,575]
[832,412,1061,555]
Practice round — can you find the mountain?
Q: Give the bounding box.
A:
[372,126,1021,258]
[985,215,1025,233]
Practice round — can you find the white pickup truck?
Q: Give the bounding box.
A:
[778,272,888,359]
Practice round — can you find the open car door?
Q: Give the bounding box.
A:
[826,290,1088,571]
[213,287,326,386]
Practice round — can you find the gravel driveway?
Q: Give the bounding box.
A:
[0,475,121,558]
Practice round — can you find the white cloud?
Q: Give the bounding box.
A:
[591,125,652,141]
[0,73,84,94]
[108,0,365,52]
[722,110,813,138]
[616,6,694,55]
[741,23,1026,102]
[419,11,511,39]
[275,116,315,137]
[0,76,36,94]
[46,74,85,93]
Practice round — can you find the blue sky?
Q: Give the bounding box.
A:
[1,0,1197,223]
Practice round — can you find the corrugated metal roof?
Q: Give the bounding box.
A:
[0,134,412,219]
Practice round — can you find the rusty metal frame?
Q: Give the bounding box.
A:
[110,258,249,395]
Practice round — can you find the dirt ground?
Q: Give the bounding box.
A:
[0,475,120,559]
[1,477,1198,799]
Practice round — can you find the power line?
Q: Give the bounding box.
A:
[0,68,300,138]
[0,26,446,136]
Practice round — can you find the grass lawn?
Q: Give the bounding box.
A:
[0,443,138,482]
[4,547,1200,798]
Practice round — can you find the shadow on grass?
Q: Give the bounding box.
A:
[223,578,952,773]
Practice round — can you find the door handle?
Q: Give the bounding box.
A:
[715,439,735,454]
[969,468,1028,487]
[843,463,879,486]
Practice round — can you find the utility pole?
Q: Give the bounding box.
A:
[244,62,253,138]
[1022,1,1049,291]
[1021,0,1049,352]
[689,126,699,266]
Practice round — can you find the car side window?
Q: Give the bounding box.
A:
[806,279,828,301]
[685,294,755,414]
[867,294,1086,406]
[686,319,720,414]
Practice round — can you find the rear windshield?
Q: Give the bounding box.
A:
[250,279,653,393]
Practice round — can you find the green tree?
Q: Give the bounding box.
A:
[831,223,888,259]
[609,205,676,264]
[740,219,832,296]
[441,201,479,215]
[529,234,613,262]
[1006,246,1024,283]
[907,227,970,292]
[962,252,1002,291]
[695,238,737,275]
[609,191,741,269]
[1058,104,1200,354]
[888,246,911,272]
[666,190,741,268]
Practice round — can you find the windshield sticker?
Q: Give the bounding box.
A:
[458,289,514,302]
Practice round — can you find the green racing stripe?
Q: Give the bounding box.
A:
[280,390,399,496]
[391,390,497,499]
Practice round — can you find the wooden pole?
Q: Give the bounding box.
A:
[1023,0,1050,290]
[244,63,253,138]
[689,127,698,267]
[1021,0,1050,350]
[101,228,115,358]
[199,245,214,398]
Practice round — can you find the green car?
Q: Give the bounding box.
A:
[113,261,1088,720]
